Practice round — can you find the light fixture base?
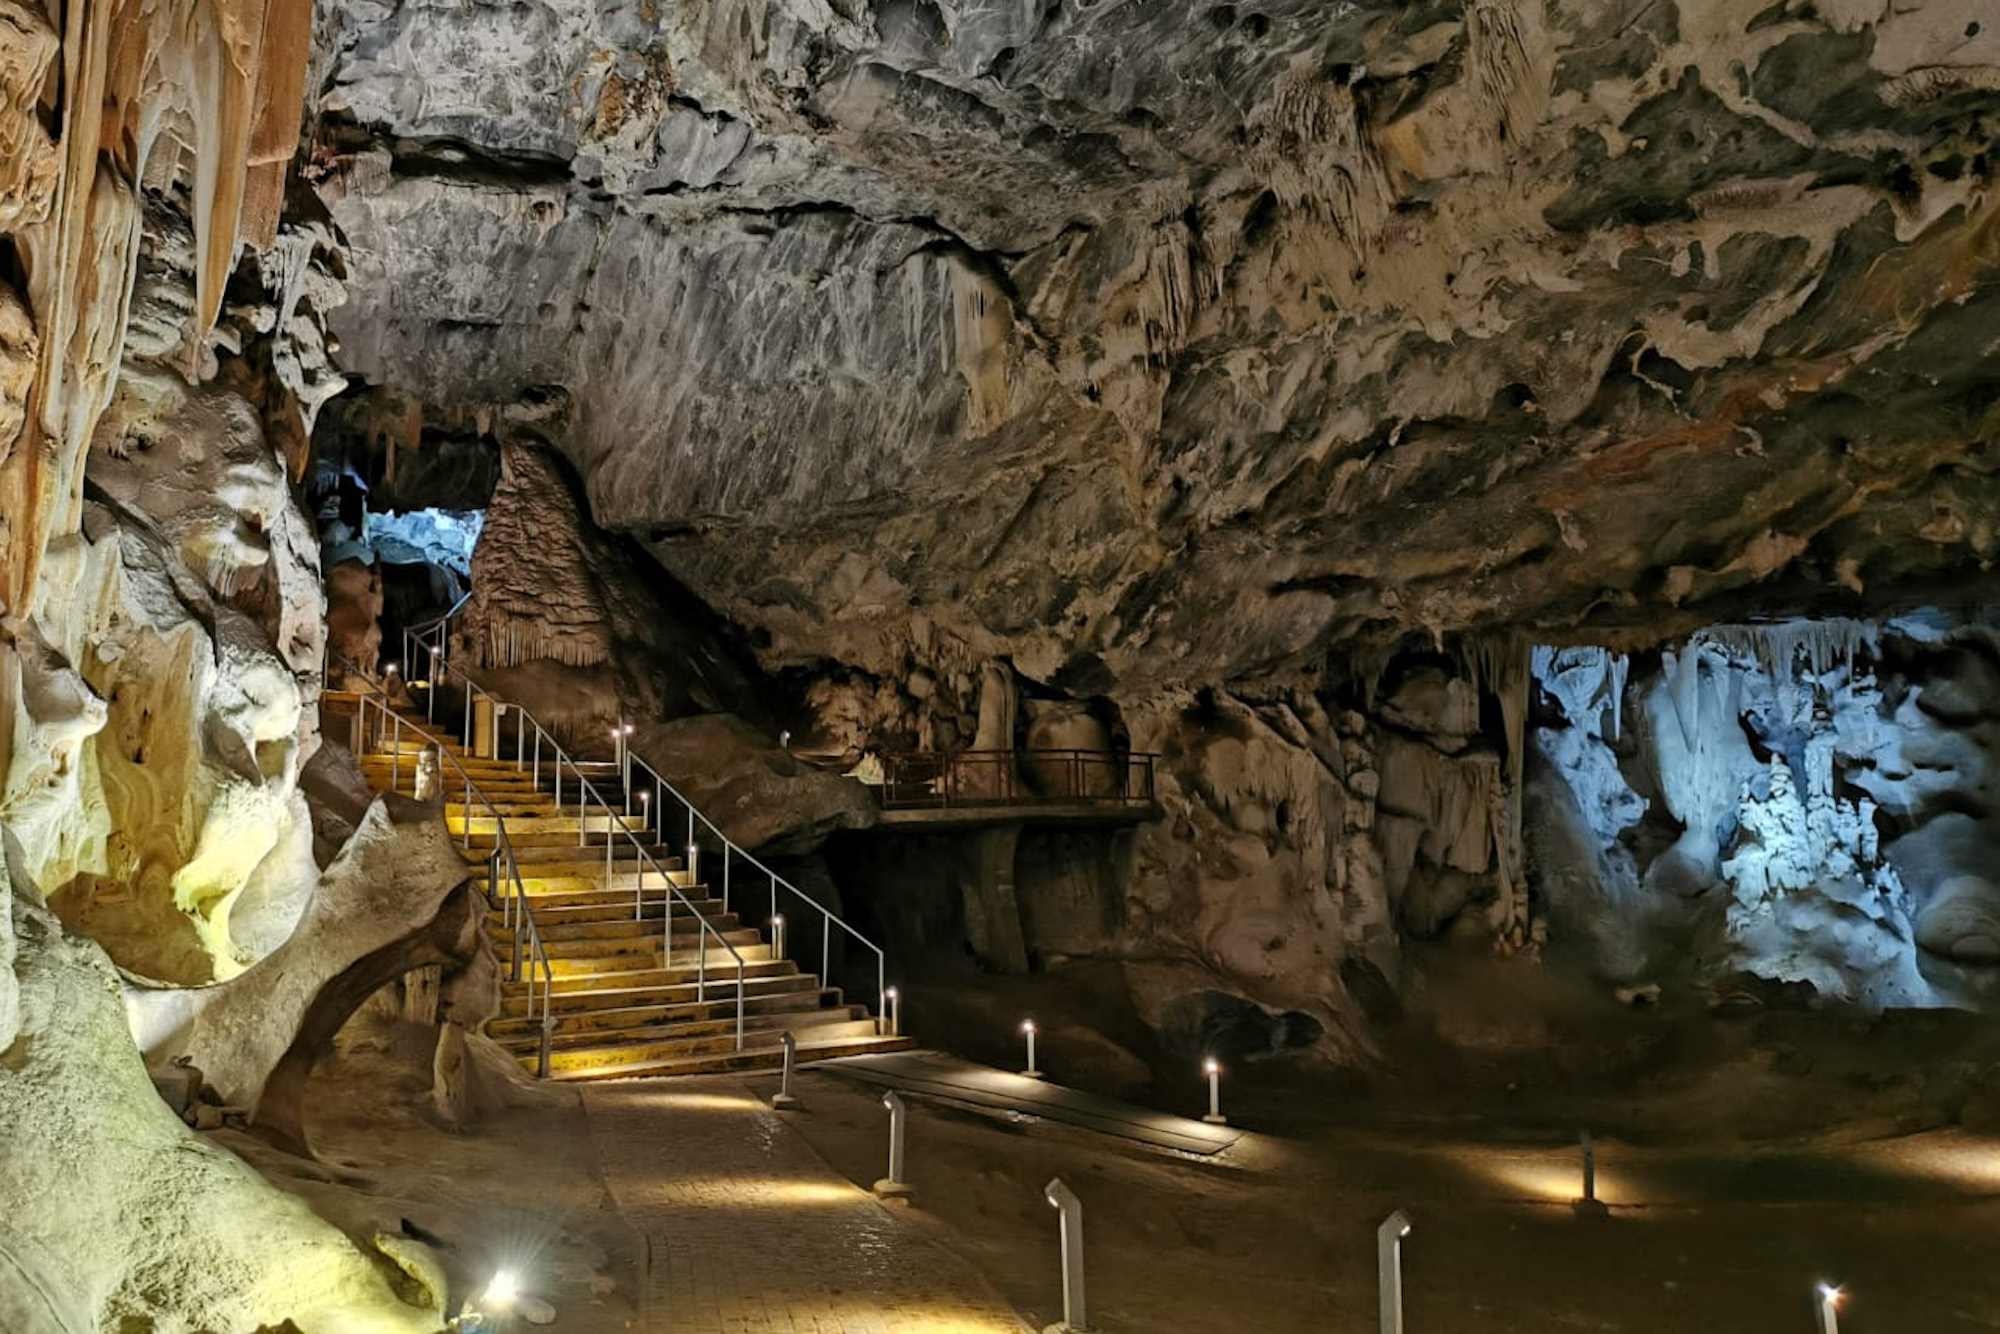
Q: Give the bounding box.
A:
[1021,1068,1044,1080]
[872,1178,914,1203]
[1202,1113,1229,1126]
[1572,1197,1609,1219]
[771,1092,802,1112]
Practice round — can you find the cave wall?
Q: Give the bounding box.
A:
[1527,614,2000,1010]
[315,0,2000,699]
[0,0,455,1325]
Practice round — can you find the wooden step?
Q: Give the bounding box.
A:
[482,886,706,915]
[530,1032,917,1082]
[496,970,824,1020]
[539,942,774,978]
[508,955,795,996]
[534,1013,883,1074]
[487,915,749,947]
[491,998,858,1052]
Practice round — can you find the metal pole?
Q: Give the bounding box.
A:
[873,1091,913,1200]
[884,986,900,1037]
[1378,1210,1412,1334]
[462,775,472,848]
[772,1031,801,1111]
[1815,1286,1842,1334]
[1203,1058,1227,1125]
[1581,1130,1596,1203]
[771,914,785,960]
[392,715,401,790]
[1022,1019,1042,1079]
[1045,1178,1089,1332]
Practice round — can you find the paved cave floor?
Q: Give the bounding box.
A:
[230,964,2000,1334]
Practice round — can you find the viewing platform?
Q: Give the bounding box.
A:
[869,748,1162,831]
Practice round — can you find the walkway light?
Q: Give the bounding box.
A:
[1576,1129,1607,1217]
[873,1091,913,1201]
[883,985,901,1037]
[1021,1018,1043,1079]
[772,1031,801,1112]
[770,913,786,959]
[1816,1284,1843,1334]
[1202,1057,1227,1125]
[1045,1177,1092,1332]
[1378,1210,1411,1334]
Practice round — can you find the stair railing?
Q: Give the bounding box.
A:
[338,669,558,1078]
[419,650,751,1050]
[626,749,888,1025]
[400,592,471,726]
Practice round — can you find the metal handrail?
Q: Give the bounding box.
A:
[334,663,558,1077]
[627,748,888,1021]
[408,600,890,1030]
[417,648,751,1050]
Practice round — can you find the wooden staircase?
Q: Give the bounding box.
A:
[335,693,914,1080]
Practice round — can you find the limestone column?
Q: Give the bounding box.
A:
[957,823,1029,973]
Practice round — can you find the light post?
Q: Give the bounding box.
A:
[1575,1129,1607,1218]
[1021,1019,1043,1079]
[1044,1178,1092,1333]
[1202,1057,1227,1125]
[1815,1284,1843,1334]
[1378,1209,1412,1334]
[872,1091,913,1201]
[770,914,786,960]
[883,985,901,1037]
[772,1031,801,1112]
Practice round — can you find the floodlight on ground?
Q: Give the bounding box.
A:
[1816,1283,1843,1334]
[772,1030,801,1112]
[873,1091,913,1201]
[1044,1177,1093,1332]
[483,1269,518,1310]
[1202,1057,1227,1125]
[1378,1210,1412,1334]
[1021,1019,1043,1079]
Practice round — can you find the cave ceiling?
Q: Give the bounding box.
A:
[313,0,2000,694]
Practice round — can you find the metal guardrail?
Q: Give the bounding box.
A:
[402,618,753,1050]
[403,609,892,1027]
[337,665,558,1077]
[625,748,888,1022]
[876,749,1159,811]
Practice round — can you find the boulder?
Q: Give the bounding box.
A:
[633,713,878,856]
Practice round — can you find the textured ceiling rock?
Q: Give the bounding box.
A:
[317,0,2000,695]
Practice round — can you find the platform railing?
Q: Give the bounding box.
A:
[877,748,1159,811]
[340,670,558,1077]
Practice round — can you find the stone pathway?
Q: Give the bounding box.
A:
[582,1078,1029,1333]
